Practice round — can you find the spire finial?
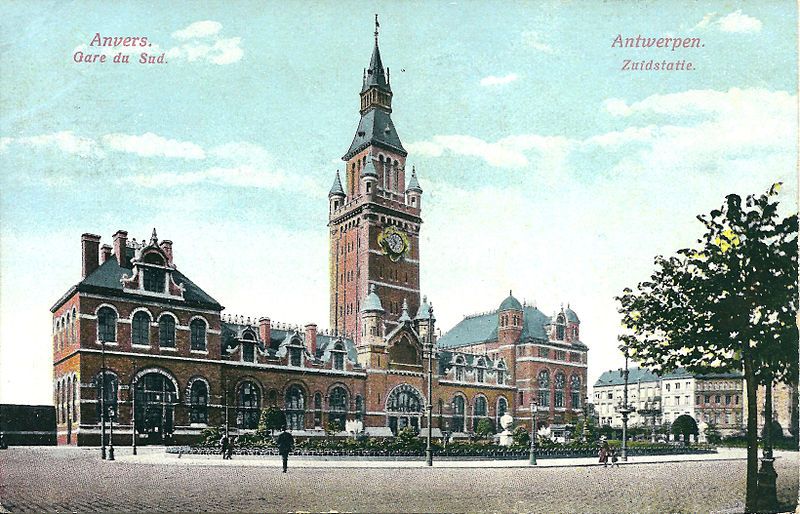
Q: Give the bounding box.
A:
[374,14,380,43]
[150,228,158,245]
[509,289,512,296]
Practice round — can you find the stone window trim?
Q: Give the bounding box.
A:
[94,304,120,343]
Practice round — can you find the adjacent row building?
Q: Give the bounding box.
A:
[51,22,589,446]
[593,366,798,439]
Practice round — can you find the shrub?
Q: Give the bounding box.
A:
[512,425,530,447]
[257,405,286,437]
[475,418,495,440]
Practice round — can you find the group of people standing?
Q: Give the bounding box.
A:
[219,427,295,472]
[597,438,620,467]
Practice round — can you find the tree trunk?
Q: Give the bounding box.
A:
[743,355,759,513]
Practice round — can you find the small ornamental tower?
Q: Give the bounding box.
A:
[564,304,580,342]
[358,284,386,368]
[360,152,379,195]
[406,166,422,209]
[498,290,524,345]
[329,170,346,214]
[414,295,434,340]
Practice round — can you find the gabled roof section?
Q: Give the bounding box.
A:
[343,108,406,160]
[53,257,222,312]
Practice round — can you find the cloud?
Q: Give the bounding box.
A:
[166,21,243,65]
[480,73,519,87]
[172,21,222,40]
[102,132,205,159]
[407,134,570,168]
[12,131,104,158]
[521,31,553,53]
[694,10,762,33]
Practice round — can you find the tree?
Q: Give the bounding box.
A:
[616,184,798,512]
[671,414,699,444]
[512,425,530,447]
[704,423,722,444]
[761,419,784,441]
[257,405,285,438]
[475,418,495,440]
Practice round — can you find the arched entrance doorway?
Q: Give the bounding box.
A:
[134,372,177,444]
[386,384,424,435]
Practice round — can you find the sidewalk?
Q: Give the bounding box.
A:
[115,447,754,468]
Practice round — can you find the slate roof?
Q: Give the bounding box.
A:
[362,40,390,93]
[51,253,222,312]
[343,108,406,160]
[594,367,660,387]
[499,292,522,311]
[406,167,422,193]
[594,367,744,387]
[564,306,580,323]
[329,171,345,197]
[438,305,570,349]
[361,285,384,313]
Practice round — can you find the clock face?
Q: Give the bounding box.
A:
[386,233,404,254]
[378,227,409,262]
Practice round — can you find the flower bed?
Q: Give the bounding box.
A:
[167,442,717,459]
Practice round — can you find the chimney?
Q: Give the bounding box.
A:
[112,230,128,266]
[305,323,318,357]
[159,240,173,265]
[100,244,113,264]
[258,317,271,347]
[81,233,101,278]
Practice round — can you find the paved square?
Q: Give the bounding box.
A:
[1,447,797,512]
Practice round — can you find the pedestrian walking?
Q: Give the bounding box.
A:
[276,426,294,473]
[226,435,236,460]
[610,447,619,467]
[219,434,229,460]
[598,438,609,467]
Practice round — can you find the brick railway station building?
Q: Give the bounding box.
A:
[51,23,589,446]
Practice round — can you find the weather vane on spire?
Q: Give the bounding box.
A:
[374,14,380,42]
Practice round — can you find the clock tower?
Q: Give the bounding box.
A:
[328,17,423,346]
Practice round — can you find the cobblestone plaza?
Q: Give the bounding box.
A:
[1,447,797,513]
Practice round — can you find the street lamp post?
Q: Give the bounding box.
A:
[618,351,633,462]
[582,395,590,443]
[756,374,778,512]
[529,399,538,465]
[425,304,435,467]
[108,404,115,461]
[223,377,229,438]
[100,337,107,460]
[131,367,137,456]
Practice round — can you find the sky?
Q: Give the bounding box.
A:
[0,1,796,405]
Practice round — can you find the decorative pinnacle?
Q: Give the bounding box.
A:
[150,228,158,245]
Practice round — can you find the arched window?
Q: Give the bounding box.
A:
[554,372,565,408]
[496,396,508,426]
[556,314,566,340]
[285,385,305,430]
[97,307,117,342]
[497,361,506,385]
[65,313,72,345]
[190,319,206,351]
[95,373,118,420]
[289,340,302,367]
[452,396,465,432]
[455,356,465,381]
[355,395,364,421]
[159,315,175,348]
[314,392,322,428]
[570,375,581,409]
[72,376,77,422]
[190,381,208,424]
[71,308,77,344]
[132,311,150,346]
[328,386,348,431]
[54,320,60,350]
[236,381,260,429]
[537,369,550,407]
[473,396,488,431]
[333,342,345,370]
[476,358,485,383]
[57,381,63,423]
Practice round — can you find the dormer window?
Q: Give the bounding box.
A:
[242,331,256,362]
[143,268,166,293]
[556,314,566,340]
[333,341,345,370]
